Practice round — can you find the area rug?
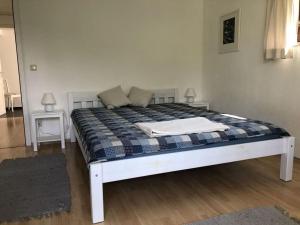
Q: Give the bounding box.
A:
[0,153,71,223]
[186,207,300,225]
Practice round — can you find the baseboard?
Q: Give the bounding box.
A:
[5,107,23,110]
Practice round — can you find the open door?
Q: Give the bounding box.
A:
[0,67,5,116]
[0,0,25,148]
[0,58,5,116]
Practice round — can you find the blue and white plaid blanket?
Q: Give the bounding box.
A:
[71,103,289,163]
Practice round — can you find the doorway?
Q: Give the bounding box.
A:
[0,1,25,148]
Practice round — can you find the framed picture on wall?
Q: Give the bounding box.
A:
[219,9,241,53]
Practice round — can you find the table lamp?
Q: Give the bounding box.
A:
[184,88,196,103]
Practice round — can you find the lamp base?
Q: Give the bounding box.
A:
[44,105,54,112]
[186,97,195,104]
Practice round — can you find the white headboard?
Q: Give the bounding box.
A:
[67,88,178,117]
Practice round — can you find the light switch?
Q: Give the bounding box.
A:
[30,64,37,71]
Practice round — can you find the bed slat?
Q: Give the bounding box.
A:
[81,101,87,108]
[93,100,99,108]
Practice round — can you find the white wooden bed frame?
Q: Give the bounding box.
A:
[67,89,295,224]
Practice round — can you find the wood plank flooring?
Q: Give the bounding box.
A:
[0,143,300,225]
[0,112,25,149]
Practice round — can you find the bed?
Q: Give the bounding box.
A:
[67,89,295,224]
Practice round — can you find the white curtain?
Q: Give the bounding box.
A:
[264,0,299,60]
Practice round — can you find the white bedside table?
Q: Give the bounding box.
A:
[31,110,65,151]
[187,101,210,110]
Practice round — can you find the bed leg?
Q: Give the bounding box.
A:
[90,163,104,223]
[280,137,295,182]
[70,124,76,143]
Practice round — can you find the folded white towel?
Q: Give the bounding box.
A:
[135,117,229,137]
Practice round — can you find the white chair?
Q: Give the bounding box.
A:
[3,79,21,112]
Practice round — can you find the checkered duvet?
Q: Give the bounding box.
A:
[71,103,289,163]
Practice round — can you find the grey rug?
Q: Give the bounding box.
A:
[0,154,71,223]
[187,207,300,225]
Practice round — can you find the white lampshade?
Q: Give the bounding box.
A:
[185,88,196,98]
[41,93,56,111]
[41,93,56,105]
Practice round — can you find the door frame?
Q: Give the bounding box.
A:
[11,0,31,146]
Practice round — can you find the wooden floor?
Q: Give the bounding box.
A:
[0,110,25,149]
[1,143,300,225]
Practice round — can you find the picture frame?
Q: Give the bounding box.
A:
[219,9,241,53]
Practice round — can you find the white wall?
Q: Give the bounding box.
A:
[15,0,205,137]
[15,0,300,158]
[0,28,22,107]
[203,0,300,157]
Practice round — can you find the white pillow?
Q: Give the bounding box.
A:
[128,87,153,107]
[98,86,131,109]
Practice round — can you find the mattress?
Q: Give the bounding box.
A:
[71,103,289,163]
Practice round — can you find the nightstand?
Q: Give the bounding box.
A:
[31,110,65,151]
[187,101,210,110]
